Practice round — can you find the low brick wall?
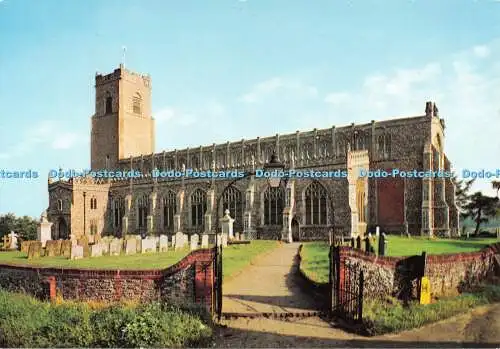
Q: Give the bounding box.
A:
[339,242,500,299]
[298,243,500,301]
[0,248,215,311]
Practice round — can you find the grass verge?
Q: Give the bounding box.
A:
[0,289,213,347]
[363,284,500,336]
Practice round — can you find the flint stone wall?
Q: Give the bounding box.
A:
[0,248,215,311]
[299,243,500,301]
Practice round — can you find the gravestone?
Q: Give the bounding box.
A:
[240,233,246,241]
[77,236,89,246]
[77,237,90,258]
[364,237,374,254]
[175,232,186,250]
[21,241,32,253]
[221,233,228,247]
[71,245,84,260]
[83,244,90,258]
[201,234,209,248]
[135,236,142,253]
[159,235,169,252]
[378,233,387,256]
[45,240,62,257]
[190,234,199,250]
[27,242,42,259]
[171,234,176,248]
[220,209,235,239]
[125,239,137,255]
[90,243,103,257]
[8,232,18,250]
[109,239,122,256]
[235,232,241,241]
[141,238,157,253]
[61,240,72,258]
[37,211,53,248]
[2,235,11,249]
[100,241,110,255]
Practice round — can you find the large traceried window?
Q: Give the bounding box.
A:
[137,195,149,228]
[191,189,207,227]
[377,133,391,160]
[163,191,176,232]
[132,92,142,115]
[222,186,243,231]
[353,132,366,151]
[264,186,284,225]
[113,197,125,228]
[305,182,328,225]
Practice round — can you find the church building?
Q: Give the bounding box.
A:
[46,64,459,241]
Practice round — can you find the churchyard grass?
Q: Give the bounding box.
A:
[0,289,213,347]
[0,240,280,273]
[300,236,498,284]
[363,284,500,335]
[222,240,280,280]
[0,249,190,269]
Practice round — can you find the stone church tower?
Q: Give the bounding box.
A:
[91,64,155,170]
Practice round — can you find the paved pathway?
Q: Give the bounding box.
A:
[222,242,322,314]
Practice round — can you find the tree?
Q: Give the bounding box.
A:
[463,192,499,236]
[452,174,475,219]
[15,215,38,241]
[0,213,17,238]
[0,213,38,241]
[492,180,500,198]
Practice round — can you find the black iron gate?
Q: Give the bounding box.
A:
[212,241,223,320]
[330,245,364,323]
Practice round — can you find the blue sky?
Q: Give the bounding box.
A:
[0,0,499,217]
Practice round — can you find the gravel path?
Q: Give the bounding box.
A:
[222,242,322,314]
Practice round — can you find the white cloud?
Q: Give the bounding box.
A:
[154,107,198,126]
[155,107,176,123]
[51,132,83,150]
[238,77,318,103]
[0,120,85,159]
[473,45,490,58]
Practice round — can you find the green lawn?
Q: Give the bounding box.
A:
[300,236,498,284]
[0,249,190,270]
[0,240,279,274]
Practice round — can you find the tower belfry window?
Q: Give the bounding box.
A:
[133,92,142,115]
[105,93,112,114]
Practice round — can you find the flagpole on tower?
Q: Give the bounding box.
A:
[122,46,127,68]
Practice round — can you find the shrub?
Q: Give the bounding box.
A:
[0,290,213,347]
